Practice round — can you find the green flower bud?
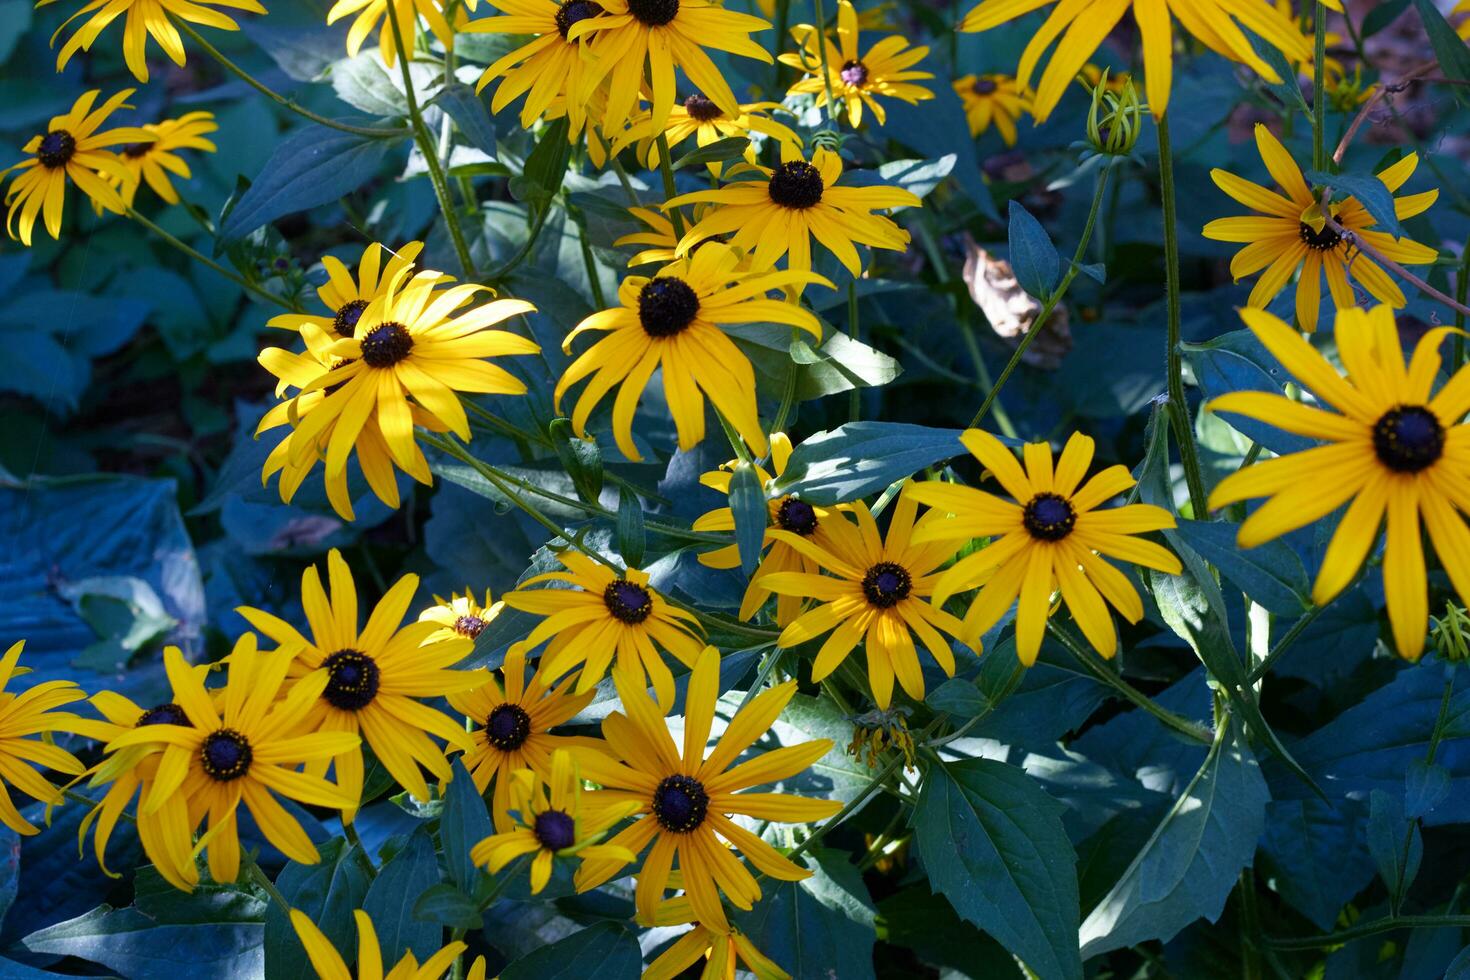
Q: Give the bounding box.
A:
[1085,69,1144,156]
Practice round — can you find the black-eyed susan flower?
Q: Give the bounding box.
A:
[43,0,265,82]
[0,640,91,836]
[612,95,802,176]
[668,144,920,277]
[693,433,845,626]
[262,265,539,498]
[570,0,774,137]
[760,486,967,709]
[328,0,455,67]
[642,885,789,980]
[779,0,933,127]
[958,0,1308,122]
[613,204,731,268]
[555,242,827,461]
[105,640,360,891]
[1202,124,1439,333]
[446,648,600,828]
[289,908,484,980]
[103,111,217,208]
[504,552,704,711]
[1208,306,1470,661]
[573,646,842,931]
[464,0,606,138]
[236,549,482,820]
[470,749,638,892]
[953,73,1030,145]
[418,587,502,644]
[909,431,1181,666]
[2,89,153,245]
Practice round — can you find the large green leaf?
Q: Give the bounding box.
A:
[1079,722,1268,957]
[769,422,975,504]
[735,847,877,980]
[499,921,640,980]
[1174,519,1309,616]
[912,758,1082,980]
[1260,798,1372,930]
[441,758,494,894]
[362,827,441,964]
[1008,200,1061,300]
[264,839,373,980]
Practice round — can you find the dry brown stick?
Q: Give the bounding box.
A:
[1320,207,1470,319]
[1331,61,1439,165]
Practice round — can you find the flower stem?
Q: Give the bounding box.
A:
[245,853,292,912]
[810,0,840,124]
[1247,603,1324,682]
[172,19,409,140]
[655,133,686,239]
[1264,914,1470,951]
[1312,1,1327,173]
[127,208,301,312]
[386,13,477,279]
[1157,112,1209,516]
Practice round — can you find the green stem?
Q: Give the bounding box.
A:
[1454,245,1469,367]
[1264,914,1470,951]
[485,202,550,281]
[1312,1,1327,173]
[386,12,476,279]
[128,208,301,312]
[1248,603,1324,682]
[173,19,408,139]
[1158,112,1209,516]
[770,327,801,439]
[967,166,1109,428]
[655,133,686,239]
[810,0,840,124]
[245,854,292,913]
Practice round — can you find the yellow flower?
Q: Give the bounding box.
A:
[761,486,968,709]
[236,549,482,820]
[464,0,605,138]
[102,639,360,891]
[259,262,539,497]
[953,73,1031,144]
[642,887,790,980]
[668,144,919,277]
[504,551,704,710]
[289,907,485,980]
[612,96,802,177]
[573,646,842,931]
[692,433,846,626]
[42,0,265,82]
[470,749,638,892]
[570,0,774,137]
[327,0,455,66]
[779,0,933,127]
[613,204,729,268]
[1207,306,1470,661]
[555,242,827,461]
[0,640,91,836]
[446,648,599,828]
[93,111,218,209]
[417,587,503,644]
[1457,0,1470,39]
[1202,124,1439,333]
[909,431,1182,665]
[958,0,1309,122]
[2,89,154,245]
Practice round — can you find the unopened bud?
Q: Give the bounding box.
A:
[1085,69,1143,156]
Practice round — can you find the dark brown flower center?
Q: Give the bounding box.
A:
[555,0,604,37]
[485,703,532,750]
[652,774,708,832]
[533,808,577,850]
[137,702,188,727]
[454,614,488,638]
[123,142,152,159]
[1299,222,1342,251]
[322,649,381,711]
[776,497,818,535]
[1373,405,1443,473]
[627,0,678,25]
[683,93,723,122]
[840,59,869,87]
[360,321,414,367]
[1023,493,1076,541]
[333,299,369,337]
[767,161,824,210]
[862,561,912,608]
[37,130,76,169]
[972,77,998,96]
[200,729,252,782]
[638,277,699,337]
[603,580,653,624]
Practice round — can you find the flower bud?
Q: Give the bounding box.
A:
[1085,69,1144,156]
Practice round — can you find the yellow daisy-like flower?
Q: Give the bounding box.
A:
[1207,306,1470,661]
[2,89,154,245]
[642,885,790,980]
[1202,124,1439,334]
[446,647,600,828]
[779,0,934,127]
[612,204,731,268]
[470,749,638,892]
[612,95,802,176]
[97,111,217,209]
[465,0,607,139]
[570,0,774,137]
[761,486,967,709]
[0,640,91,836]
[504,552,704,710]
[1457,0,1470,39]
[289,908,485,980]
[261,264,539,496]
[692,432,844,626]
[909,430,1182,665]
[103,639,359,892]
[327,0,455,67]
[953,73,1031,144]
[555,242,827,462]
[236,549,482,820]
[417,587,503,644]
[41,0,265,82]
[573,646,842,931]
[958,0,1309,122]
[668,144,920,277]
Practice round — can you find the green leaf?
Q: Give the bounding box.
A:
[771,422,982,505]
[875,154,956,199]
[441,759,493,894]
[219,125,396,244]
[330,53,413,116]
[431,82,497,157]
[761,692,875,804]
[1405,759,1450,819]
[1079,722,1269,956]
[362,826,441,964]
[1415,0,1470,95]
[499,921,641,980]
[912,759,1082,980]
[21,899,266,978]
[412,883,483,930]
[1186,330,1314,457]
[729,461,767,577]
[877,886,1022,979]
[548,418,603,505]
[1305,169,1403,237]
[735,848,877,980]
[1252,35,1310,115]
[1364,0,1412,36]
[616,487,646,569]
[1368,788,1423,912]
[927,677,990,719]
[265,839,372,980]
[510,117,572,205]
[1007,200,1061,300]
[1260,798,1372,930]
[671,135,749,170]
[1174,519,1309,615]
[0,0,33,64]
